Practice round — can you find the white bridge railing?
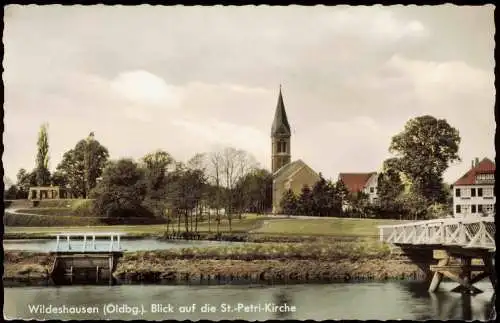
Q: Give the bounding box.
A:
[378,216,495,250]
[52,232,124,252]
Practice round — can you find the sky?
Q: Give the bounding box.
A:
[3,5,495,185]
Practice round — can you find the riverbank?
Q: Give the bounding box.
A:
[3,240,427,285]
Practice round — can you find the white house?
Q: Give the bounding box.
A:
[452,157,495,217]
[338,172,379,205]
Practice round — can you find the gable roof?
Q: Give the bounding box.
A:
[273,159,305,179]
[271,87,291,136]
[339,172,377,193]
[454,157,495,186]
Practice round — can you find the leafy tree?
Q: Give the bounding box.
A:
[91,159,148,218]
[4,185,19,200]
[83,133,110,196]
[56,134,109,198]
[377,157,405,210]
[141,150,174,218]
[35,123,51,186]
[16,168,37,199]
[333,180,349,216]
[50,171,68,188]
[311,174,336,216]
[389,115,460,203]
[297,185,314,216]
[234,168,273,215]
[280,189,298,215]
[349,191,370,218]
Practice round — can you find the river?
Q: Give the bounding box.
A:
[4,281,495,320]
[3,238,240,252]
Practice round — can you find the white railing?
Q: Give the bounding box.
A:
[53,232,124,252]
[378,216,495,250]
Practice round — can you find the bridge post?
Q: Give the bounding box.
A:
[429,250,450,292]
[109,235,114,252]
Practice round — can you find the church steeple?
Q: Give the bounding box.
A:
[271,85,291,136]
[271,85,291,173]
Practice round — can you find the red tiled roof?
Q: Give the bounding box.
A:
[454,158,495,186]
[339,172,377,193]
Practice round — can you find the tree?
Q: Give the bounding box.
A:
[389,115,460,203]
[280,189,298,215]
[141,150,174,218]
[91,159,148,218]
[84,133,110,196]
[16,168,37,199]
[5,185,19,200]
[377,158,405,210]
[56,134,109,198]
[297,185,314,216]
[333,180,349,216]
[35,123,51,186]
[234,168,273,215]
[311,174,337,217]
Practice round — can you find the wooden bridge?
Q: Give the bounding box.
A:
[378,216,495,294]
[50,232,124,284]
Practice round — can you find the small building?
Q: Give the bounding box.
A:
[270,87,320,214]
[338,172,379,206]
[452,157,495,217]
[28,186,72,200]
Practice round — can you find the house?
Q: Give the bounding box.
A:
[452,157,495,217]
[271,87,320,213]
[338,172,379,206]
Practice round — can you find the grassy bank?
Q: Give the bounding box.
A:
[5,215,405,238]
[4,212,169,227]
[4,240,426,284]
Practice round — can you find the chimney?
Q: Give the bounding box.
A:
[475,157,479,167]
[472,160,475,169]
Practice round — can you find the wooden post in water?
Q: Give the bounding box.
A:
[67,235,71,250]
[83,234,87,252]
[56,235,60,251]
[429,250,450,293]
[92,235,96,250]
[117,235,120,250]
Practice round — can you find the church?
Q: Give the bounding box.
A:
[270,87,320,214]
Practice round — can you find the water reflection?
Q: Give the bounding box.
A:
[4,282,494,320]
[401,281,494,321]
[273,289,293,320]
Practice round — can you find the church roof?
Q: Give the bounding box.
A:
[454,157,495,186]
[271,87,291,136]
[273,159,305,179]
[339,172,377,193]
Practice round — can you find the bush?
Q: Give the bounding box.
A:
[70,199,94,217]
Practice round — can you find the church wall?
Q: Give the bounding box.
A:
[272,165,320,214]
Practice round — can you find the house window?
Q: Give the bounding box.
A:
[455,188,461,197]
[456,205,461,214]
[471,205,477,213]
[478,204,483,213]
[484,188,493,197]
[478,188,483,197]
[471,188,476,197]
[462,205,470,214]
[370,187,375,193]
[282,142,287,153]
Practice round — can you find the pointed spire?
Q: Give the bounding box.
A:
[271,85,291,136]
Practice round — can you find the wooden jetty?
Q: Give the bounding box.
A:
[378,215,495,294]
[49,232,125,284]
